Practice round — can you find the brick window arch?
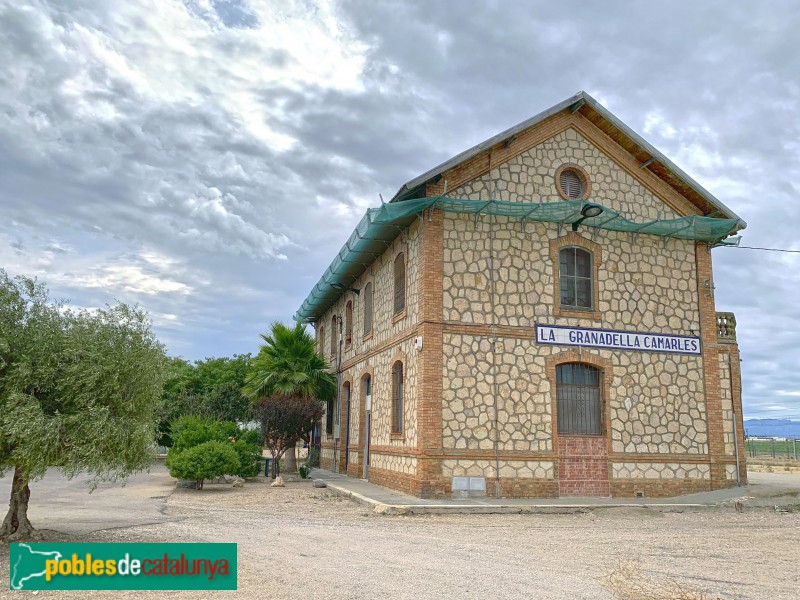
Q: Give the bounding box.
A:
[393,253,406,316]
[555,164,591,200]
[391,361,403,434]
[556,363,602,435]
[549,232,602,321]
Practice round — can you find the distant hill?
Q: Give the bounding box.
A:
[744,419,800,438]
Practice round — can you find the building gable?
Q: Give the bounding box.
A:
[447,125,687,222]
[397,91,744,227]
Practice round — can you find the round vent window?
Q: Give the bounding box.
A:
[555,164,590,200]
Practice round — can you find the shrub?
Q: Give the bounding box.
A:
[306,446,320,468]
[231,440,262,478]
[170,415,223,452]
[165,441,240,490]
[238,427,263,447]
[169,415,233,453]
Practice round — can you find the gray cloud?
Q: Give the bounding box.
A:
[0,0,798,418]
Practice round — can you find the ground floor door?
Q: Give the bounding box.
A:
[556,363,610,497]
[557,436,610,497]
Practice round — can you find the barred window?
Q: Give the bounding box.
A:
[556,363,602,435]
[345,301,353,347]
[559,247,593,309]
[391,361,403,434]
[393,253,406,315]
[318,325,325,358]
[363,282,373,335]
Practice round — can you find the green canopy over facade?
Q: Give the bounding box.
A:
[295,197,743,322]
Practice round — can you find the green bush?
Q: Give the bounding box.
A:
[306,446,320,468]
[169,415,233,452]
[165,441,240,489]
[238,427,263,447]
[231,440,262,478]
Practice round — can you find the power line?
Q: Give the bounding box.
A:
[723,245,800,254]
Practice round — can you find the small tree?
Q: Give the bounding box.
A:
[254,393,324,479]
[243,322,335,473]
[0,271,166,540]
[165,441,240,490]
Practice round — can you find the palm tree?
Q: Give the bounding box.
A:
[243,321,335,472]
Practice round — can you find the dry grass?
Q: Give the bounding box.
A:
[602,561,725,600]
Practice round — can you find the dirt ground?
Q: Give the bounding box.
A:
[1,472,799,599]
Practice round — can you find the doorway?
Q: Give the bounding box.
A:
[556,363,610,497]
[362,374,371,479]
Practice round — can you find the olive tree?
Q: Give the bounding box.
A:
[0,270,166,539]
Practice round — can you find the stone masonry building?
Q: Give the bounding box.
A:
[296,91,747,498]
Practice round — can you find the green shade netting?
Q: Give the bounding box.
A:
[295,197,742,322]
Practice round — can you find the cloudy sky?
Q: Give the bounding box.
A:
[1,1,798,420]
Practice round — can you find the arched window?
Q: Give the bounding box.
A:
[330,315,338,357]
[393,253,406,315]
[391,361,403,434]
[318,325,325,358]
[345,301,353,347]
[558,247,593,309]
[362,374,372,408]
[363,282,373,336]
[556,363,602,435]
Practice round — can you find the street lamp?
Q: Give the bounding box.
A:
[571,202,604,231]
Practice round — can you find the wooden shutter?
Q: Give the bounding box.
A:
[363,282,373,334]
[391,361,403,433]
[345,301,353,345]
[560,169,583,199]
[394,253,406,315]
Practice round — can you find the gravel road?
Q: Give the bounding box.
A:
[1,472,799,599]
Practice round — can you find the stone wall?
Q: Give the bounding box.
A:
[611,462,711,480]
[370,453,417,475]
[317,218,422,464]
[440,127,709,464]
[320,335,420,475]
[316,220,421,367]
[442,459,553,479]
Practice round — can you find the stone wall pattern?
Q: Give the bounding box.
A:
[370,453,417,476]
[442,459,553,479]
[441,127,708,456]
[612,462,711,480]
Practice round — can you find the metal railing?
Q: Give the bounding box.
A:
[745,436,800,461]
[717,312,737,343]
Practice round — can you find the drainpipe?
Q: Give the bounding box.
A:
[487,155,502,498]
